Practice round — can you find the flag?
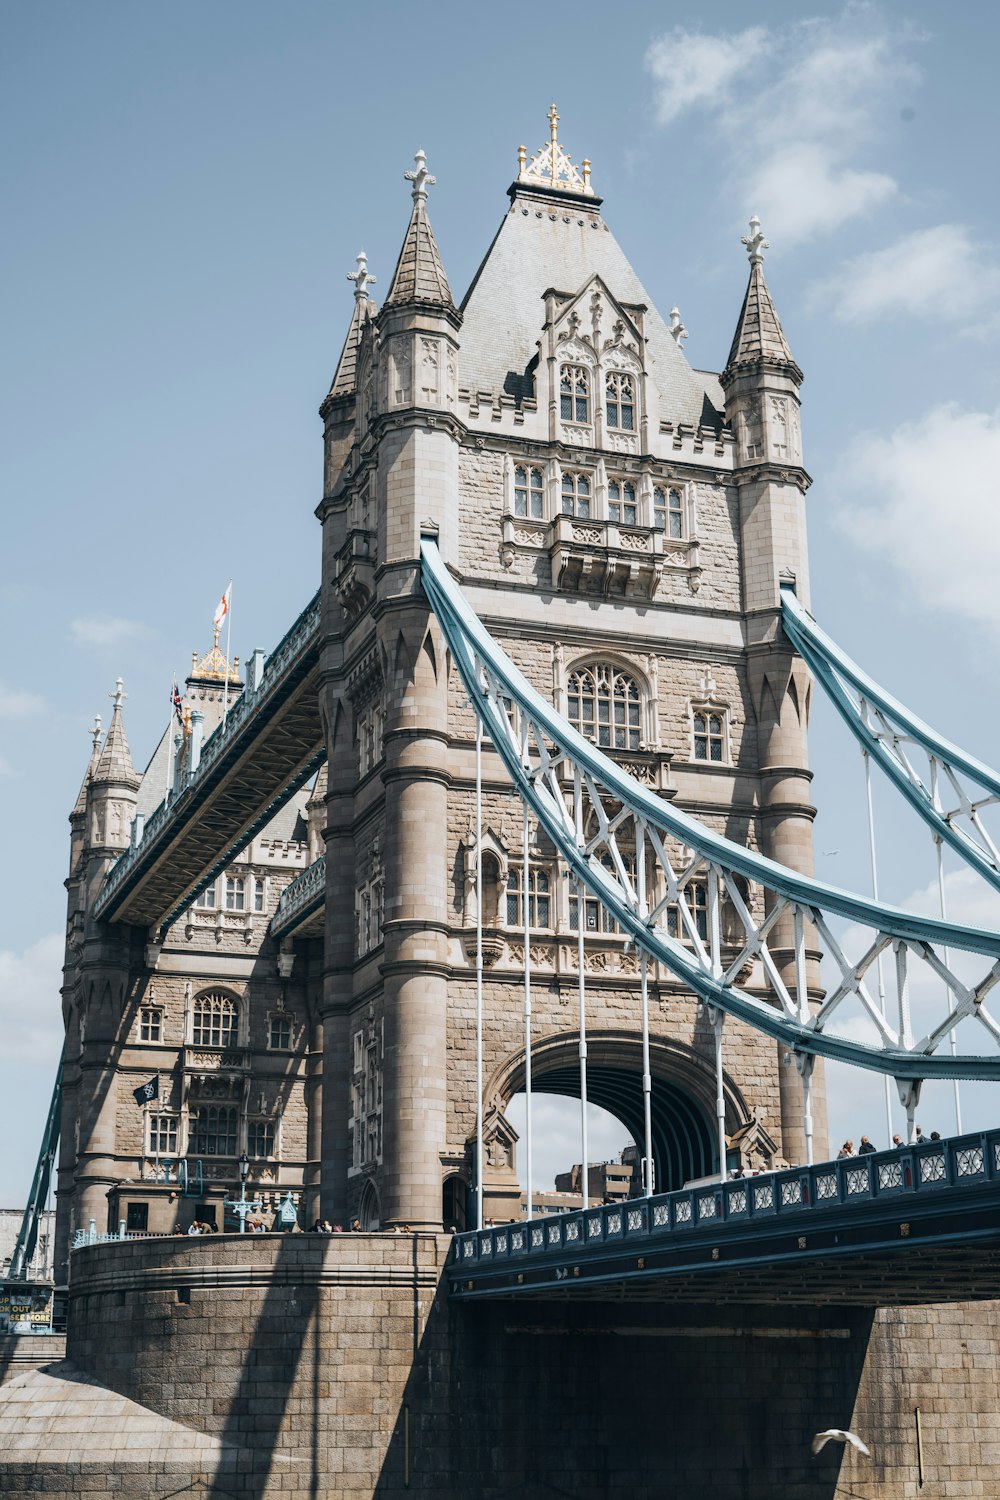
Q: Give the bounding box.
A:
[132,1075,159,1107]
[213,583,232,631]
[170,675,183,724]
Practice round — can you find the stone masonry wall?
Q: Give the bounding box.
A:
[1,1236,993,1498]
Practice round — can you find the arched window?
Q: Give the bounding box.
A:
[506,866,551,928]
[606,372,635,431]
[560,470,592,518]
[560,364,590,423]
[693,709,727,763]
[567,664,641,750]
[190,1104,238,1157]
[608,479,637,526]
[570,850,637,934]
[192,991,239,1049]
[514,465,544,519]
[653,486,684,539]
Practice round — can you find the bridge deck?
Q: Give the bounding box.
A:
[95,594,322,933]
[450,1131,1000,1305]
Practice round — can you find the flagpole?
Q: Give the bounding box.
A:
[222,581,233,722]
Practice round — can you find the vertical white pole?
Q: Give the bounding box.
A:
[165,698,175,804]
[712,1010,727,1184]
[793,908,813,1165]
[475,718,484,1231]
[523,796,533,1220]
[577,877,589,1210]
[863,747,895,1145]
[222,583,233,721]
[574,770,589,1210]
[800,1059,814,1167]
[931,797,963,1135]
[639,951,653,1195]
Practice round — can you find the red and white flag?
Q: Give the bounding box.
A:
[213,583,232,630]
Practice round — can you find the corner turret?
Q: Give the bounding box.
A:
[88,680,140,854]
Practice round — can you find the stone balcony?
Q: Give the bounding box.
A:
[333,527,376,619]
[501,512,701,598]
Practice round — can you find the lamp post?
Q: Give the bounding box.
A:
[224,1152,262,1234]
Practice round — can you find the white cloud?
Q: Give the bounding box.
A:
[506,1093,631,1191]
[646,26,769,124]
[645,9,919,243]
[0,934,64,1063]
[838,403,1000,632]
[70,614,147,648]
[810,224,1000,329]
[0,683,46,718]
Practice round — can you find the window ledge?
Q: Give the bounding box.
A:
[500,514,702,598]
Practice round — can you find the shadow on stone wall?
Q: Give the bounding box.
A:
[374,1289,876,1500]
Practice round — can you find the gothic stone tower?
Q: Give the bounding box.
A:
[317,112,825,1232]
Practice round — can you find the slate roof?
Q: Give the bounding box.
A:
[92,704,139,789]
[384,199,454,310]
[458,185,723,427]
[725,260,797,373]
[327,295,375,400]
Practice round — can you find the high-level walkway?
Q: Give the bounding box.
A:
[449,1130,1000,1304]
[94,593,323,935]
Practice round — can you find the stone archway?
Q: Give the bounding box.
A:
[358,1178,380,1230]
[485,1031,754,1194]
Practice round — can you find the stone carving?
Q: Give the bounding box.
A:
[394,344,411,405]
[420,339,439,401]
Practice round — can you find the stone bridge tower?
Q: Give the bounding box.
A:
[316,112,826,1232]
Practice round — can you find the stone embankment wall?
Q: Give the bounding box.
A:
[0,1234,997,1497]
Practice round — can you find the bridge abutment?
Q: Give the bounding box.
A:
[2,1235,997,1498]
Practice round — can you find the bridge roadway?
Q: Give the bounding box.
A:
[94,592,323,935]
[450,1130,1000,1306]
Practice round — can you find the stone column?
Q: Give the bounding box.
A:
[378,602,450,1228]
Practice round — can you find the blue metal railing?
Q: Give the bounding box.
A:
[451,1129,1000,1270]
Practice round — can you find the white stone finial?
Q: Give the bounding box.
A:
[109,678,126,711]
[669,307,688,346]
[90,714,102,749]
[347,250,376,300]
[404,149,436,203]
[742,215,769,266]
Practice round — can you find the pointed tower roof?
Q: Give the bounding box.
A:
[92,679,140,789]
[383,151,455,312]
[724,217,801,382]
[327,252,377,400]
[71,716,103,818]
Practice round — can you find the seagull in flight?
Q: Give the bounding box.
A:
[811,1429,871,1457]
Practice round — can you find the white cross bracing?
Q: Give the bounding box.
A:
[421,538,1000,1089]
[782,584,1000,895]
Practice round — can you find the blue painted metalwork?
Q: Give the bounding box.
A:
[781,583,1000,893]
[420,538,1000,1080]
[449,1128,1000,1296]
[9,1054,62,1279]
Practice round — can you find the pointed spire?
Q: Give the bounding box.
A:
[383,151,455,311]
[92,679,140,789]
[71,715,103,818]
[327,253,377,401]
[724,216,800,379]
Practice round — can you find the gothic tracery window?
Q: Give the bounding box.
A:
[654,486,684,539]
[560,364,590,423]
[190,1104,238,1157]
[505,865,551,929]
[667,881,709,944]
[514,465,544,519]
[692,709,727,763]
[560,471,592,518]
[605,372,635,431]
[608,478,638,526]
[567,663,642,750]
[192,991,239,1049]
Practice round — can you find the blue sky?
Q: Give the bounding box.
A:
[3,1,1000,1205]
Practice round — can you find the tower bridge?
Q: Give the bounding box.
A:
[7,112,1000,1499]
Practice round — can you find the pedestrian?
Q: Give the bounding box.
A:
[892,1134,903,1148]
[837,1141,854,1159]
[858,1135,876,1154]
[320,1220,334,1233]
[915,1126,926,1143]
[350,1217,362,1232]
[310,1218,324,1233]
[332,1223,343,1233]
[930,1131,941,1141]
[187,1221,202,1236]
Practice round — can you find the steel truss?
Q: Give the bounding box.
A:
[421,539,1000,1086]
[782,584,1000,895]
